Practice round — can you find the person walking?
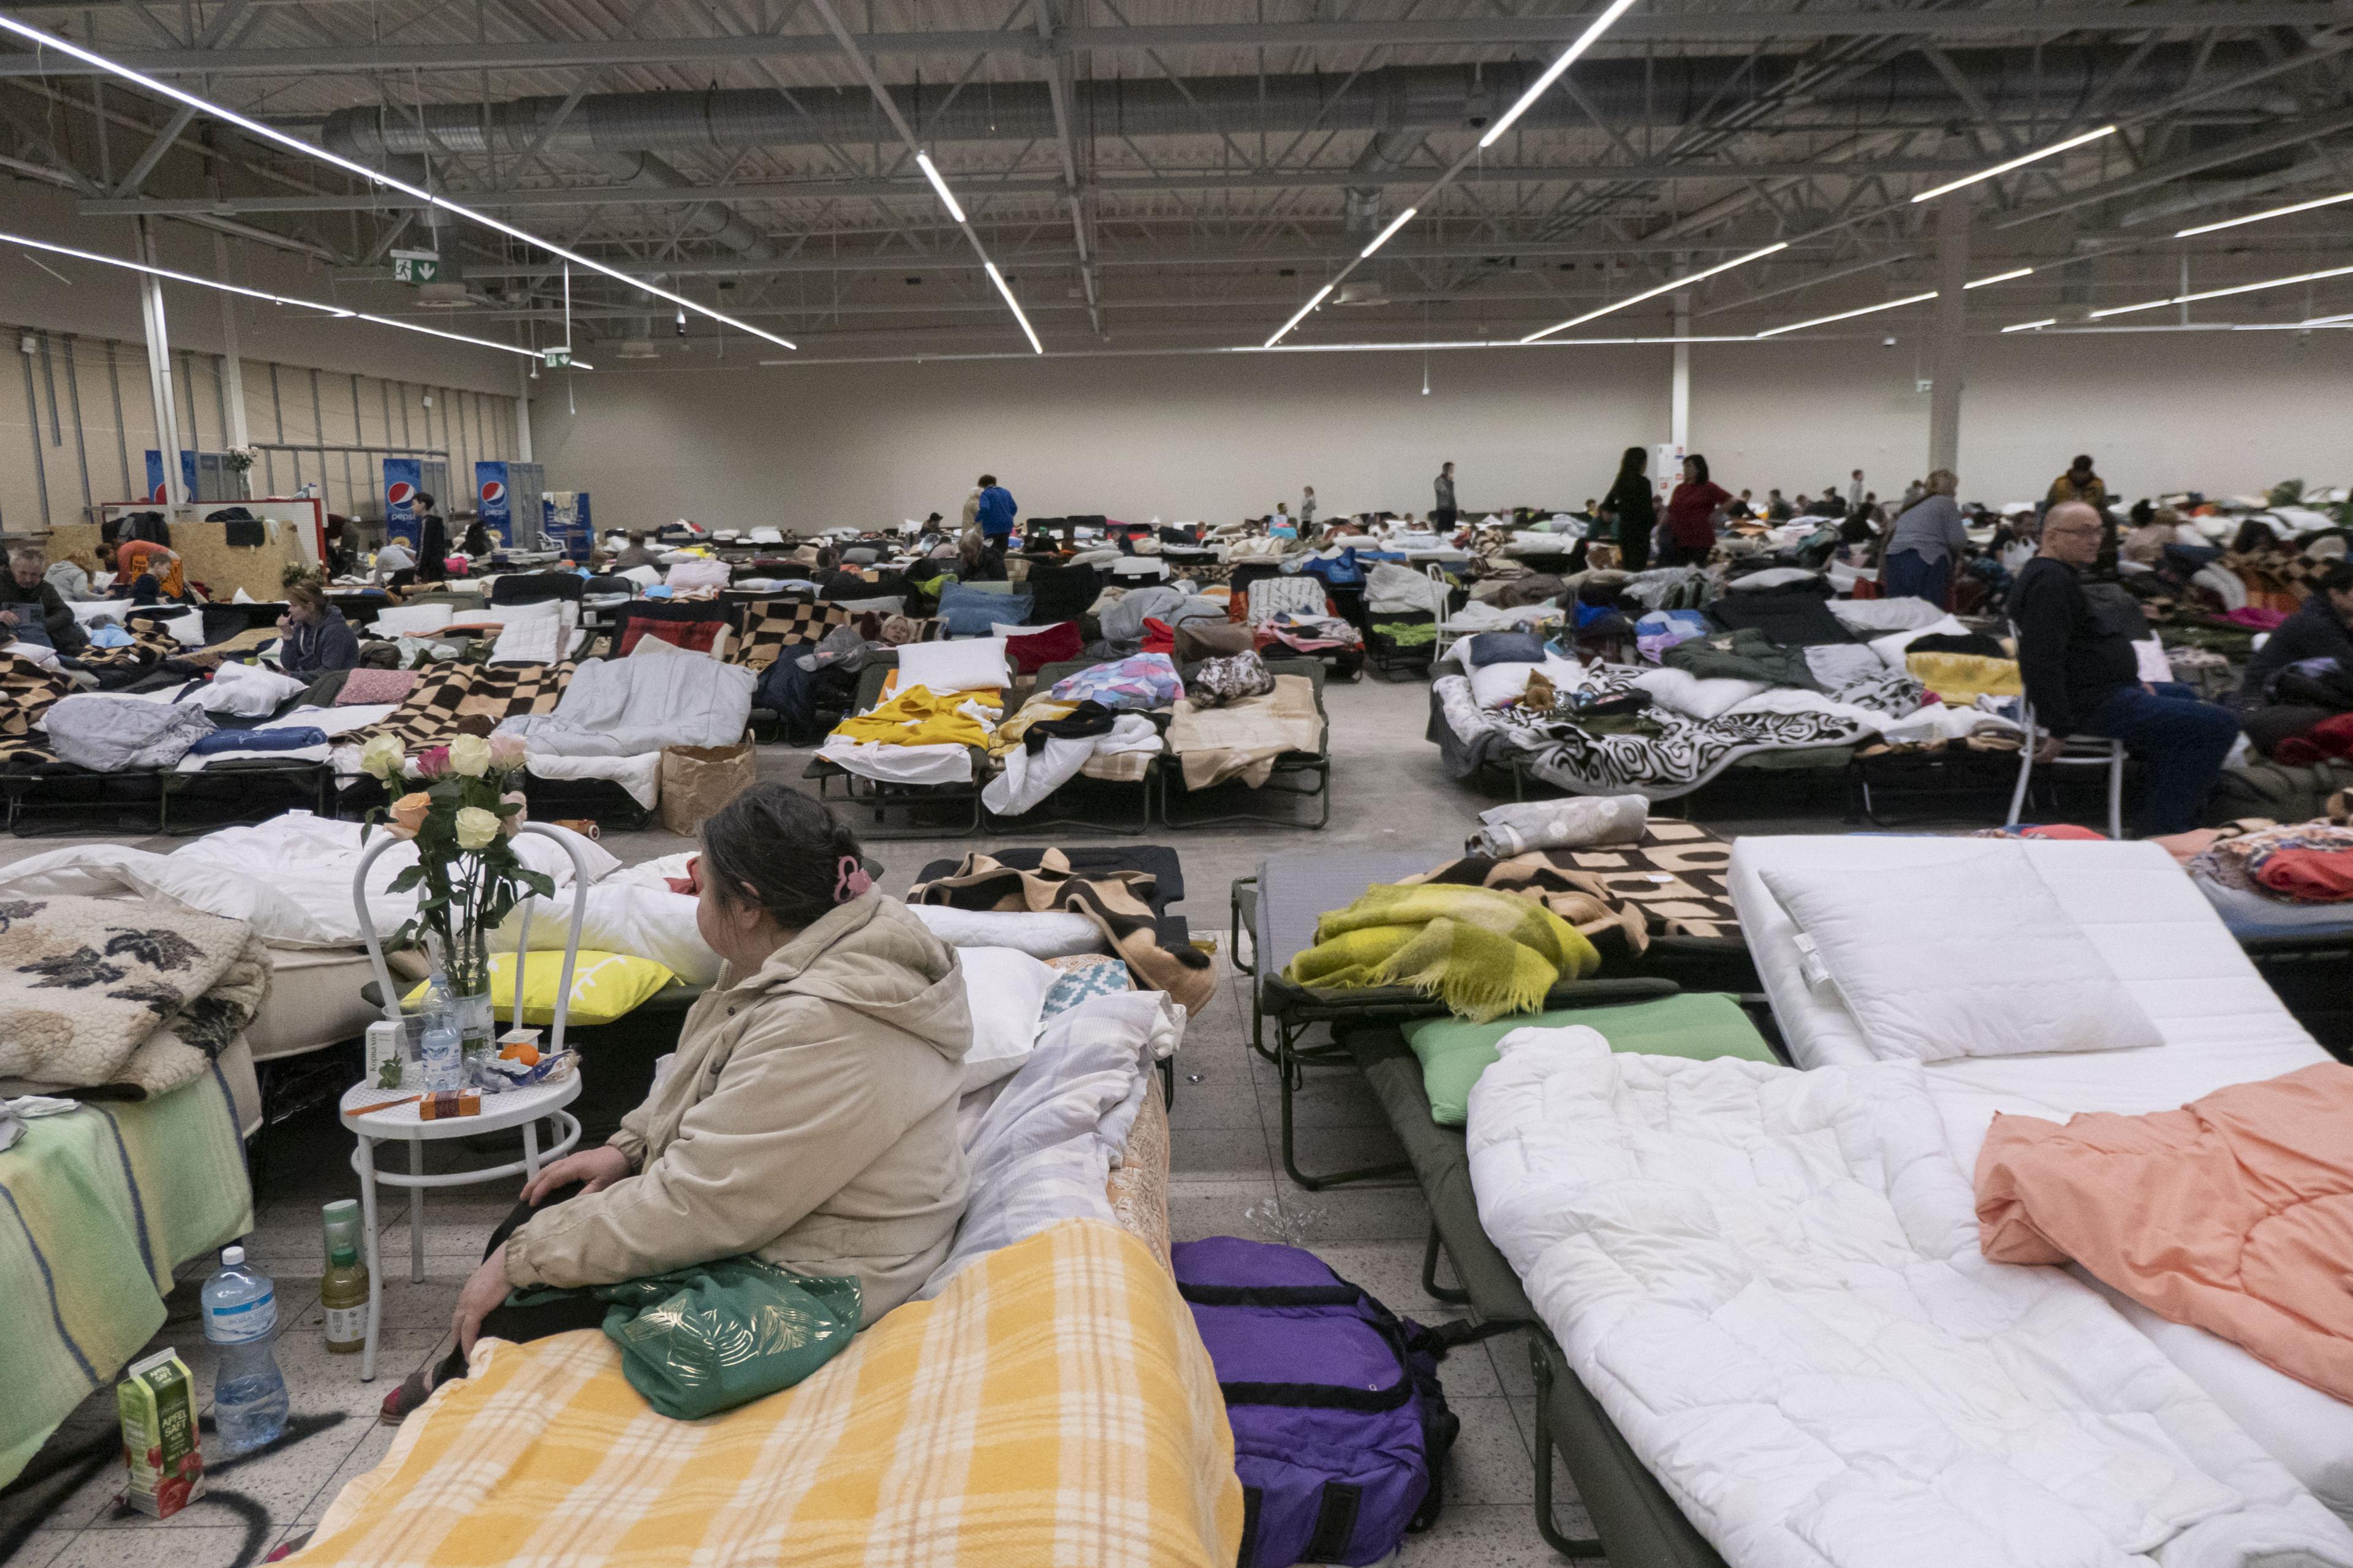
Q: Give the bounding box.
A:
[1300,486,1319,532]
[1432,462,1458,530]
[1661,455,1732,568]
[974,473,1017,569]
[1882,468,1967,606]
[1847,469,1866,512]
[1599,446,1656,573]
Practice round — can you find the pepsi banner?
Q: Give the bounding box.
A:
[142,449,198,504]
[474,460,545,548]
[382,458,423,547]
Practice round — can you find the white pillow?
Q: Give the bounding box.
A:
[371,602,457,637]
[1468,660,1544,710]
[953,945,1058,1090]
[493,882,719,987]
[1827,597,1949,635]
[1759,855,2164,1062]
[1867,614,1971,672]
[897,637,1010,696]
[1629,666,1770,721]
[907,903,1105,958]
[490,612,571,665]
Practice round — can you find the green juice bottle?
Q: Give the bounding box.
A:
[320,1199,369,1354]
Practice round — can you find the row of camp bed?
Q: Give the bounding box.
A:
[804,654,1335,839]
[1229,844,1765,1567]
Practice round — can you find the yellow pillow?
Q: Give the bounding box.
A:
[405,950,681,1027]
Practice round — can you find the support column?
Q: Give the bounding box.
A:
[514,354,534,461]
[1927,191,1968,475]
[212,234,251,452]
[1670,287,1691,453]
[135,219,186,507]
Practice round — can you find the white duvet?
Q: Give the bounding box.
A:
[1466,1028,2353,1568]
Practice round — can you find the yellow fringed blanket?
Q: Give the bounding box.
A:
[1284,883,1601,1021]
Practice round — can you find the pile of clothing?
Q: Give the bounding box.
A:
[2182,813,2353,934]
[817,681,1004,786]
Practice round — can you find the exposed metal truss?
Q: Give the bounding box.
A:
[6,0,2351,359]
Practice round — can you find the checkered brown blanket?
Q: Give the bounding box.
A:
[351,662,575,749]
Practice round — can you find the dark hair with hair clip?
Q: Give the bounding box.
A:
[699,783,868,930]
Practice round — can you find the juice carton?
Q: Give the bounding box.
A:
[118,1347,205,1517]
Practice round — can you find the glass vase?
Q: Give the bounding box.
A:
[428,923,496,1079]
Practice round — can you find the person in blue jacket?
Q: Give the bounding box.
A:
[974,474,1017,569]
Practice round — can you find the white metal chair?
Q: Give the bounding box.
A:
[2006,699,2127,839]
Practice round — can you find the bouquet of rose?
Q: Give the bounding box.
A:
[357,730,552,1033]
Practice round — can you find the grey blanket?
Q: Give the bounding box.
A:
[44,695,216,771]
[496,648,754,756]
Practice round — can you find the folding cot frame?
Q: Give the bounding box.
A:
[1228,847,1679,1190]
[3,756,336,836]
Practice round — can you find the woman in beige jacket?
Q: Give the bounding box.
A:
[384,786,971,1422]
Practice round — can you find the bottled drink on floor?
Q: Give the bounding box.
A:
[320,1199,369,1355]
[200,1244,288,1455]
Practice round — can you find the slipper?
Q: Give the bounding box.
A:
[379,1366,436,1425]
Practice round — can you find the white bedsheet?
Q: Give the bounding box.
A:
[1730,834,2353,1518]
[1468,1029,2353,1568]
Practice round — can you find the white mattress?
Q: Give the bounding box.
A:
[1730,833,2353,1518]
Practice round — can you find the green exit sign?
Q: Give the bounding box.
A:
[390,249,440,284]
[542,348,572,369]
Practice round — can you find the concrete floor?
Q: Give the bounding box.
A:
[0,671,1984,1568]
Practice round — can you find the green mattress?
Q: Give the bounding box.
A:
[1401,991,1776,1126]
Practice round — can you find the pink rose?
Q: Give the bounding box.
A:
[415,746,451,779]
[488,732,527,771]
[499,790,527,838]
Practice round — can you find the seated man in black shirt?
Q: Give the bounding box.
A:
[2235,562,2353,711]
[2014,502,2239,836]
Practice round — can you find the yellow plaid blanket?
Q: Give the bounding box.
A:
[295,1219,1240,1567]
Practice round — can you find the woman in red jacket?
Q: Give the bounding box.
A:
[1661,454,1732,567]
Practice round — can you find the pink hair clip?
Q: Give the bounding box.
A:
[835,855,873,902]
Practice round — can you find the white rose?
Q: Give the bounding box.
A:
[453,806,501,851]
[359,734,406,781]
[447,733,493,778]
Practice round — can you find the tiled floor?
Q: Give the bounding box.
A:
[0,672,1917,1567]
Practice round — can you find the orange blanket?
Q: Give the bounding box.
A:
[1977,1062,2353,1403]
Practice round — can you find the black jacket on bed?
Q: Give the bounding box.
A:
[2236,596,2353,711]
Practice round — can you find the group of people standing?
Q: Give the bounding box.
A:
[1594,447,1732,572]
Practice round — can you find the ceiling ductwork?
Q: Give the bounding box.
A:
[319,44,2270,162]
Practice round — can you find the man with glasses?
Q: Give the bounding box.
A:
[2013,501,2239,836]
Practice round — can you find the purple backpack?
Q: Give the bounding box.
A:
[1173,1238,1461,1567]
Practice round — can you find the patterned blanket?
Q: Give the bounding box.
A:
[730,602,944,672]
[0,653,75,767]
[0,894,271,1098]
[295,1220,1241,1568]
[1435,664,1897,800]
[351,662,574,749]
[1406,822,1742,947]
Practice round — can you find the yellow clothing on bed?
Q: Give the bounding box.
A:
[294,1220,1241,1568]
[1904,650,2022,706]
[830,684,998,749]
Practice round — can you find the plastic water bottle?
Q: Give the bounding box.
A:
[419,974,463,1093]
[200,1246,289,1456]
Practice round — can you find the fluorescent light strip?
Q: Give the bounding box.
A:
[0,11,795,350]
[1754,289,1939,338]
[983,262,1043,355]
[2302,309,2353,327]
[915,153,966,224]
[2088,261,2353,320]
[2003,317,2058,333]
[1911,125,2116,204]
[5,227,542,357]
[1964,267,2034,289]
[1479,0,1643,150]
[1265,284,1335,349]
[1520,241,1786,344]
[2177,188,2353,239]
[1360,206,1419,260]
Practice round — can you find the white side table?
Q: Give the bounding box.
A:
[338,1075,582,1382]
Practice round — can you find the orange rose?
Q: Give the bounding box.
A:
[387,791,431,839]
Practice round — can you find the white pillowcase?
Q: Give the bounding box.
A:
[907,903,1105,958]
[188,662,307,717]
[493,882,719,987]
[490,610,573,665]
[369,602,457,637]
[1867,614,1972,672]
[1759,854,2164,1062]
[1827,596,1949,634]
[954,945,1058,1090]
[1467,655,1586,710]
[1628,666,1770,721]
[897,637,1010,695]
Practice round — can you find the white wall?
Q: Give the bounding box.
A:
[536,327,2353,531]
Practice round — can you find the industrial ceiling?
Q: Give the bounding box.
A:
[4,0,2349,362]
